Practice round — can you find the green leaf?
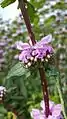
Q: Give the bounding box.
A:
[18,77,27,98]
[0,105,7,114]
[0,114,4,119]
[6,62,28,79]
[0,0,16,8]
[30,0,46,9]
[27,2,36,22]
[44,15,56,26]
[52,1,67,10]
[34,14,39,25]
[46,65,60,78]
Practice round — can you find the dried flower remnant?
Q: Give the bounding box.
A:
[16,35,53,67]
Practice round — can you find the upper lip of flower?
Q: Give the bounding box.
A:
[16,34,52,51]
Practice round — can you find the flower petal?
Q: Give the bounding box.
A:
[52,104,62,117]
[16,41,30,50]
[31,109,40,119]
[35,35,52,48]
[40,35,52,44]
[19,53,28,63]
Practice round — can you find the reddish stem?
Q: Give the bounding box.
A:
[39,67,50,117]
[18,0,50,117]
[18,0,36,45]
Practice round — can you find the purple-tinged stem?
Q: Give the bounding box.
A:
[39,67,50,117]
[18,0,50,117]
[18,0,36,45]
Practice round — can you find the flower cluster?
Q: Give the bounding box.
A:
[31,100,63,119]
[16,35,53,67]
[0,86,6,100]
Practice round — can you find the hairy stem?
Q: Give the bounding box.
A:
[39,67,50,117]
[18,0,50,117]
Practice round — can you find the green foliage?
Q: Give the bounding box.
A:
[44,15,56,27]
[0,104,7,119]
[0,0,16,8]
[4,63,41,118]
[0,104,7,114]
[30,0,46,9]
[27,2,36,23]
[6,62,29,79]
[0,114,4,119]
[52,1,67,10]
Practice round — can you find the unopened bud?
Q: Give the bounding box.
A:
[45,58,48,62]
[34,57,37,62]
[47,54,50,59]
[0,86,6,99]
[41,59,44,62]
[25,65,28,68]
[30,57,34,61]
[28,62,31,67]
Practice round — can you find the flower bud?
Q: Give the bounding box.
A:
[0,86,6,100]
[45,58,48,62]
[30,57,34,61]
[25,65,28,68]
[41,59,44,62]
[27,62,31,67]
[34,58,37,62]
[47,54,50,59]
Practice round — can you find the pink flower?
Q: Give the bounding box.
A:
[19,49,32,63]
[16,41,30,50]
[30,100,63,119]
[16,35,53,65]
[31,109,41,119]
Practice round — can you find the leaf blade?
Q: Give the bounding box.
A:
[0,0,16,8]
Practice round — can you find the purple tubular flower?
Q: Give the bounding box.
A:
[31,109,41,119]
[32,45,53,59]
[16,41,32,63]
[16,41,30,50]
[32,48,46,59]
[31,100,63,119]
[19,49,32,63]
[16,35,53,64]
[35,34,52,47]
